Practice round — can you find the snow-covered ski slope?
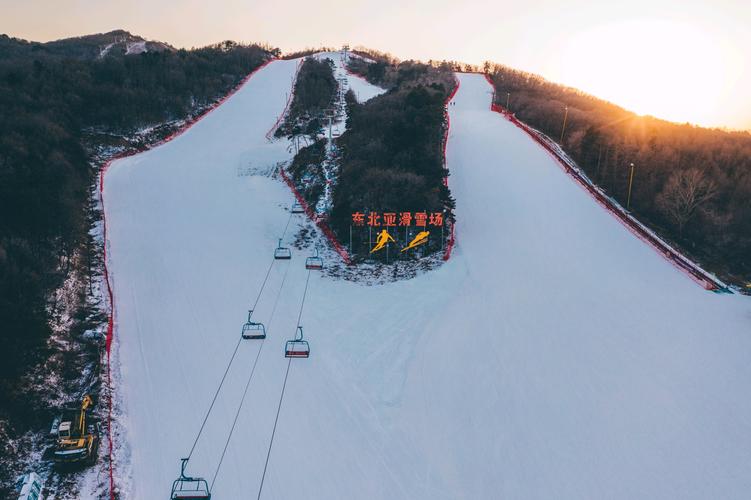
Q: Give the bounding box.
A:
[103,60,751,500]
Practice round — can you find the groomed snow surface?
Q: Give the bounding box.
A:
[103,58,751,499]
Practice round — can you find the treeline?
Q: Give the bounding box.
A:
[281,47,336,60]
[348,49,457,91]
[0,33,273,415]
[485,63,751,285]
[330,58,456,257]
[277,57,338,137]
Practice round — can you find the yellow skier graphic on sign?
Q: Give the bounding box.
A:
[401,231,430,252]
[370,229,396,253]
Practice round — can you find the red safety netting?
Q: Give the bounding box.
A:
[442,77,461,261]
[278,168,352,265]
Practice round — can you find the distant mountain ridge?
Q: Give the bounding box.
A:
[0,29,173,59]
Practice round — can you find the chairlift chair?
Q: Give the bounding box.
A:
[291,201,305,214]
[305,248,324,270]
[241,310,266,340]
[171,459,211,500]
[285,326,310,358]
[274,238,292,260]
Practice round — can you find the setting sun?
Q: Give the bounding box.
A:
[4,0,750,130]
[548,18,745,127]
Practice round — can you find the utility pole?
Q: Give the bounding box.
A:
[506,92,510,111]
[626,162,635,210]
[560,105,569,143]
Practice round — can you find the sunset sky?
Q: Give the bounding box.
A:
[3,0,749,130]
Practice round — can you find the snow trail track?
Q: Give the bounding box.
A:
[104,61,751,499]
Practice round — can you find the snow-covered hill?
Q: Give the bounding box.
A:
[37,30,172,60]
[102,58,751,499]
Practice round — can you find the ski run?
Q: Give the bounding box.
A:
[101,52,751,499]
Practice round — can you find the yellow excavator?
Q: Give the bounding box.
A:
[52,394,99,465]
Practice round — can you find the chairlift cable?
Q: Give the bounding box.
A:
[256,357,292,500]
[295,270,312,328]
[186,335,242,461]
[186,226,288,460]
[209,345,264,491]
[256,270,312,500]
[210,259,293,490]
[174,203,299,495]
[281,208,294,240]
[250,255,277,314]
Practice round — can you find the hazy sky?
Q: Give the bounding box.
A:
[3,0,750,130]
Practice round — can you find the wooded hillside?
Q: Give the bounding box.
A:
[332,55,456,259]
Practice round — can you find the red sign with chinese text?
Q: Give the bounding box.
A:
[352,211,444,227]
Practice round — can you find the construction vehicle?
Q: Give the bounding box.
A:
[51,395,100,465]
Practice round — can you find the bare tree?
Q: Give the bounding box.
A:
[657,168,717,235]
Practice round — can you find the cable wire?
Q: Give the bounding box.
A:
[281,209,294,240]
[256,269,312,499]
[210,259,292,490]
[257,357,292,500]
[180,198,298,481]
[186,336,243,460]
[295,269,312,328]
[250,257,277,314]
[186,223,288,461]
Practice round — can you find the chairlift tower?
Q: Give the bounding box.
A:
[342,44,350,64]
[324,108,336,144]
